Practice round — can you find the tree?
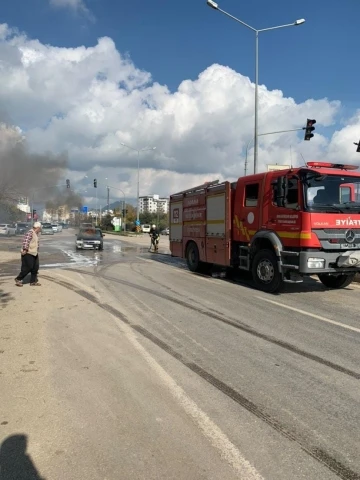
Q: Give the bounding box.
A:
[101,214,113,231]
[140,211,154,225]
[0,201,25,223]
[124,204,136,223]
[139,212,169,230]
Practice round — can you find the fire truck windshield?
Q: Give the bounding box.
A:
[303,172,360,212]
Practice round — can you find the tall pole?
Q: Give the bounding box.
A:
[95,188,98,226]
[254,31,259,174]
[120,143,156,225]
[206,2,305,176]
[107,186,110,213]
[137,151,140,223]
[106,183,126,231]
[30,193,34,225]
[157,200,160,228]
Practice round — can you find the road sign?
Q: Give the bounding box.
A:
[82,206,88,213]
[135,220,140,226]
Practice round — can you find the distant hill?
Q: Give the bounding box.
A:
[101,198,137,211]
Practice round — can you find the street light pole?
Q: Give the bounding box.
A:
[137,150,140,222]
[206,1,305,174]
[244,127,306,175]
[255,30,259,175]
[120,143,156,223]
[106,184,127,232]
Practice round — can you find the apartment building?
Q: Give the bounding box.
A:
[139,196,169,214]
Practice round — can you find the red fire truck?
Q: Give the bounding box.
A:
[169,162,360,293]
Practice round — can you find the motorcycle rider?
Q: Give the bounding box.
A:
[149,224,160,251]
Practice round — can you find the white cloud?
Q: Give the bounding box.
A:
[49,0,94,21]
[0,23,359,201]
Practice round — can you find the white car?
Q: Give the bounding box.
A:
[51,224,59,233]
[0,224,17,236]
[141,224,151,233]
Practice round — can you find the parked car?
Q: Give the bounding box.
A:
[161,227,169,235]
[16,222,30,235]
[141,224,151,233]
[0,223,17,236]
[51,224,59,233]
[75,227,104,250]
[41,223,55,235]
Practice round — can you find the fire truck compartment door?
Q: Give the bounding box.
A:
[206,193,229,265]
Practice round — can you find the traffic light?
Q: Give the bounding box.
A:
[121,209,128,216]
[94,179,97,188]
[32,209,36,218]
[66,179,70,188]
[304,119,316,141]
[354,141,360,153]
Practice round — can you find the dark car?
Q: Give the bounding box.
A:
[75,227,104,250]
[16,222,31,235]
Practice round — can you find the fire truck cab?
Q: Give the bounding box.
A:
[169,162,360,293]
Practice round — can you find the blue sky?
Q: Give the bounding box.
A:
[1,0,359,201]
[1,0,358,110]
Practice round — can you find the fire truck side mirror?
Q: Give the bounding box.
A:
[276,176,288,207]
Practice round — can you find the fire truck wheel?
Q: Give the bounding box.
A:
[318,273,355,289]
[186,241,201,272]
[252,249,283,293]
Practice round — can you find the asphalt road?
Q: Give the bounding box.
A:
[1,229,359,479]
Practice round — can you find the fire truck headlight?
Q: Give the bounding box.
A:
[307,258,325,269]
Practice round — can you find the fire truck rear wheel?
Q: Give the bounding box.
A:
[318,273,355,289]
[252,249,284,293]
[186,241,207,273]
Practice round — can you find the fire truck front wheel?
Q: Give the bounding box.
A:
[252,249,284,293]
[318,273,355,289]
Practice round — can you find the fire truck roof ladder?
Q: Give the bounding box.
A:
[171,180,220,197]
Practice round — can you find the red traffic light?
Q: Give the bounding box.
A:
[304,118,316,141]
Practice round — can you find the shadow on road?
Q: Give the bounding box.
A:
[145,254,357,295]
[0,434,46,479]
[0,288,14,307]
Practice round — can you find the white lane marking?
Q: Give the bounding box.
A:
[256,296,360,334]
[113,319,264,480]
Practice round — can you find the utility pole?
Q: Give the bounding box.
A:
[107,186,110,213]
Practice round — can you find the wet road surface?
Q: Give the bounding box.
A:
[0,228,164,276]
[1,229,360,479]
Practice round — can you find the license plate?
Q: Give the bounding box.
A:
[340,243,358,249]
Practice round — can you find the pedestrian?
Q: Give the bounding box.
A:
[15,222,42,287]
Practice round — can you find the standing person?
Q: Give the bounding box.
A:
[15,222,42,287]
